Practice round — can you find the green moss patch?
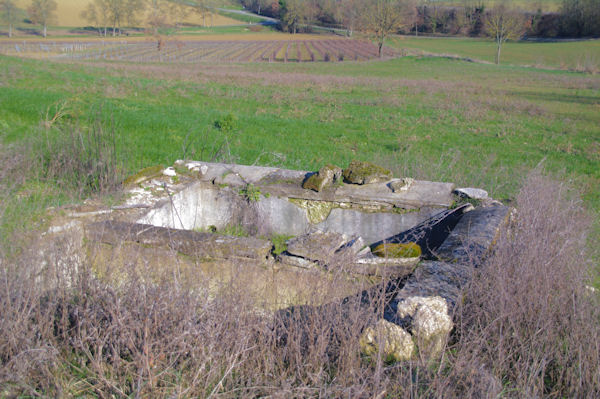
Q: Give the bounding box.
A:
[123,165,164,186]
[343,161,392,185]
[372,242,422,258]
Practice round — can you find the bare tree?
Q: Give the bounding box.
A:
[340,0,362,37]
[279,0,310,34]
[124,0,145,27]
[485,3,526,64]
[146,0,169,34]
[27,0,56,38]
[168,0,187,29]
[424,0,445,34]
[361,0,415,58]
[81,0,111,36]
[0,0,20,38]
[191,0,210,28]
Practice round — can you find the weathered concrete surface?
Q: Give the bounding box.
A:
[179,162,454,208]
[333,179,454,209]
[371,204,473,258]
[86,220,272,261]
[396,296,453,358]
[435,205,510,265]
[315,207,441,244]
[277,201,512,362]
[389,177,414,193]
[138,179,444,244]
[454,187,489,200]
[88,241,367,310]
[286,231,349,262]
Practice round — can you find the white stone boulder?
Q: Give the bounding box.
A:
[396,296,453,358]
[359,319,415,363]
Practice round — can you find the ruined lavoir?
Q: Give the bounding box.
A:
[47,161,510,361]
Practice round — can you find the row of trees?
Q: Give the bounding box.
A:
[81,0,223,37]
[0,0,58,38]
[0,0,222,38]
[272,0,526,62]
[241,0,599,39]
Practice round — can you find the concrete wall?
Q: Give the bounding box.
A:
[138,181,442,244]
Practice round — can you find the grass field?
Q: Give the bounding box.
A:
[389,36,600,71]
[0,53,598,218]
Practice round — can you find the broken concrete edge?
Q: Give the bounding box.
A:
[117,162,505,224]
[280,203,513,363]
[148,160,459,209]
[85,220,274,262]
[376,204,512,360]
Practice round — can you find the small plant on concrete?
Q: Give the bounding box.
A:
[239,183,261,202]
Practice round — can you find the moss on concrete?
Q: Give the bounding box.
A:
[289,199,335,224]
[123,165,164,186]
[372,242,422,258]
[343,160,392,185]
[302,173,328,192]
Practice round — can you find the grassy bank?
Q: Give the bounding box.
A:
[389,36,600,71]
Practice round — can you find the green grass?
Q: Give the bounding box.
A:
[0,54,598,234]
[217,10,270,24]
[388,36,600,70]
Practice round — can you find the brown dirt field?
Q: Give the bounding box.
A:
[0,33,337,43]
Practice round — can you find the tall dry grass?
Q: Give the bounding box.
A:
[0,135,598,399]
[445,170,600,398]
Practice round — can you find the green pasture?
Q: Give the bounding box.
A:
[0,54,598,236]
[388,36,600,70]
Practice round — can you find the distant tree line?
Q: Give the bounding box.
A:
[0,0,598,38]
[240,0,600,38]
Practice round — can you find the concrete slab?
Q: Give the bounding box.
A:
[435,205,510,265]
[86,220,272,261]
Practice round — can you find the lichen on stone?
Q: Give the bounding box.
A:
[359,319,415,363]
[372,242,422,258]
[342,160,393,185]
[289,199,336,224]
[396,296,453,358]
[302,164,343,192]
[302,174,328,192]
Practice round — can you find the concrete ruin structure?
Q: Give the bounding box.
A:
[44,161,511,361]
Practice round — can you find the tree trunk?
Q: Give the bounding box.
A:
[43,23,47,38]
[495,41,501,64]
[378,41,383,58]
[8,24,12,38]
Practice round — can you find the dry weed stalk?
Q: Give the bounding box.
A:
[0,168,598,397]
